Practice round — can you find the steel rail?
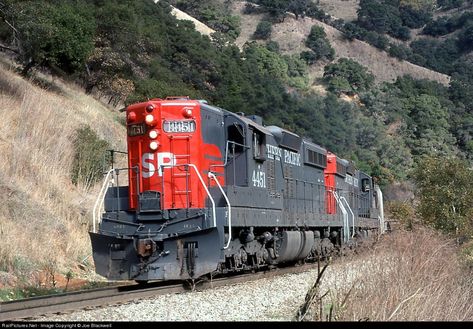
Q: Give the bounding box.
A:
[0,263,322,321]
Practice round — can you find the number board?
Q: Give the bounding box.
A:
[163,120,196,133]
[128,123,146,137]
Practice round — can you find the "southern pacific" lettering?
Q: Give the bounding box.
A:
[266,144,301,166]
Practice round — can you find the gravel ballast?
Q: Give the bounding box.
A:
[39,267,328,321]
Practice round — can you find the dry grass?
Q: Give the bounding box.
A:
[318,0,360,22]
[305,227,473,321]
[0,59,126,286]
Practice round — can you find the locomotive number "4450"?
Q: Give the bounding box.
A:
[252,167,266,188]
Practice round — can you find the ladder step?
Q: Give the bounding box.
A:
[169,136,191,140]
[174,190,192,194]
[172,172,190,177]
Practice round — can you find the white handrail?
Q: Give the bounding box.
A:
[208,172,232,249]
[332,191,349,243]
[340,196,355,238]
[162,164,216,227]
[92,169,115,233]
[375,185,385,234]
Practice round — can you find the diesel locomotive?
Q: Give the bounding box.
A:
[90,97,385,282]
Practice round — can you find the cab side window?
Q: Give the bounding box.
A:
[227,123,245,154]
[252,131,266,162]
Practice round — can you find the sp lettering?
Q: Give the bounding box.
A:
[142,152,176,178]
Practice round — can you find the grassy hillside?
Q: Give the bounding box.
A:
[231,1,450,85]
[303,227,473,321]
[0,58,126,291]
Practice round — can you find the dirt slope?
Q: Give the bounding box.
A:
[318,0,360,21]
[155,0,216,36]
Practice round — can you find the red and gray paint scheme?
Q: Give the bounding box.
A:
[90,97,384,282]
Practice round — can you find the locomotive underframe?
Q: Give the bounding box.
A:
[91,196,380,282]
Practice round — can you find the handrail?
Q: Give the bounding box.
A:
[209,140,249,171]
[161,164,216,227]
[374,185,385,234]
[332,191,349,243]
[208,172,232,249]
[339,196,355,238]
[92,169,115,233]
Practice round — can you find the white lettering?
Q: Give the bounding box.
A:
[345,175,354,185]
[163,120,196,133]
[266,144,301,166]
[284,149,301,166]
[141,152,176,178]
[157,152,176,176]
[252,165,266,188]
[266,144,282,160]
[142,153,155,178]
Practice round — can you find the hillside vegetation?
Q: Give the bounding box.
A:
[303,227,473,321]
[0,59,125,290]
[231,1,451,85]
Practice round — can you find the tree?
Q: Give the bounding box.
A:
[341,22,366,41]
[287,0,311,19]
[404,94,456,157]
[388,43,412,61]
[300,50,317,65]
[357,0,400,33]
[399,5,432,28]
[413,155,473,238]
[253,20,272,40]
[1,0,95,75]
[323,58,374,95]
[170,0,241,39]
[258,0,291,21]
[357,0,409,40]
[305,25,334,61]
[243,43,288,80]
[422,16,451,36]
[437,0,464,10]
[458,21,473,51]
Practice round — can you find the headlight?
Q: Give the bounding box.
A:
[145,114,155,126]
[149,141,160,151]
[149,130,159,139]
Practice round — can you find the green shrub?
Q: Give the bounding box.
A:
[323,58,374,95]
[254,20,272,40]
[71,125,111,189]
[385,200,416,230]
[305,25,335,61]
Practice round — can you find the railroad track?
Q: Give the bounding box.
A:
[0,262,323,321]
